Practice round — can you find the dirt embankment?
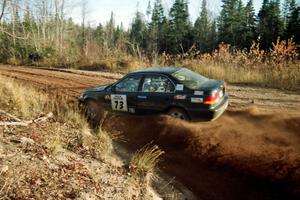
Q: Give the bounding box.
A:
[104,108,300,200]
[1,65,300,200]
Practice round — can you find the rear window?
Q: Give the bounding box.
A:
[171,68,208,90]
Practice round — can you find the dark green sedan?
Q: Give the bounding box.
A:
[79,67,228,126]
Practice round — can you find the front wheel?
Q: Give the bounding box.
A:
[84,100,101,130]
[167,108,189,121]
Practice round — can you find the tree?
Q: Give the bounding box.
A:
[284,0,298,40]
[208,20,218,51]
[194,0,211,52]
[94,23,104,45]
[239,0,256,48]
[146,0,152,21]
[168,0,192,53]
[283,0,296,29]
[149,0,166,53]
[129,11,148,52]
[113,24,126,48]
[0,0,7,22]
[218,0,242,46]
[81,0,88,56]
[257,0,284,49]
[286,5,300,44]
[105,12,116,48]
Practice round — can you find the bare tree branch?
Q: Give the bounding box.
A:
[0,109,22,122]
[0,112,53,126]
[0,27,30,40]
[0,0,7,22]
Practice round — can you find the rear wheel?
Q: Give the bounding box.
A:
[167,108,189,121]
[84,100,101,130]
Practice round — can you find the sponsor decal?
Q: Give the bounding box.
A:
[194,91,204,95]
[174,95,187,100]
[128,108,136,113]
[137,96,147,99]
[111,95,128,112]
[191,97,203,103]
[176,84,184,91]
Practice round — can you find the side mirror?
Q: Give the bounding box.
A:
[110,85,116,93]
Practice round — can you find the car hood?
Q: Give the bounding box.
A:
[87,84,110,92]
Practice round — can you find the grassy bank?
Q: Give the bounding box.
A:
[0,76,172,199]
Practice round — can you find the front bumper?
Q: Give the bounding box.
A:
[187,95,229,121]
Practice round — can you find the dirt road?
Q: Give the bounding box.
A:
[1,65,300,200]
[0,65,299,112]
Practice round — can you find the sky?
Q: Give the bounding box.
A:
[67,0,298,29]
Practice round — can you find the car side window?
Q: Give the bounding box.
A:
[142,75,175,93]
[115,75,141,92]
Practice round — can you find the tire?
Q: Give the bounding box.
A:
[167,108,189,121]
[84,100,101,130]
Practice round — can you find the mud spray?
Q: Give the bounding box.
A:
[104,107,300,200]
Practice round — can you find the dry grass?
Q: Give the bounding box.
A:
[125,144,165,199]
[0,75,114,161]
[159,39,300,90]
[6,38,299,90]
[0,74,196,199]
[0,76,47,119]
[182,61,300,89]
[130,144,164,180]
[0,76,168,199]
[73,38,300,90]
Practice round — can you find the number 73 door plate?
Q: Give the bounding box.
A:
[111,95,128,112]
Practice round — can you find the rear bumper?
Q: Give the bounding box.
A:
[187,95,229,121]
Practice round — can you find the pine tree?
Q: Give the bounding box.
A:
[149,0,166,53]
[257,0,269,47]
[151,0,165,25]
[270,0,284,38]
[210,20,218,51]
[283,0,291,28]
[130,11,148,50]
[146,0,152,21]
[194,0,211,52]
[218,0,242,46]
[239,0,256,48]
[94,23,104,45]
[284,0,298,40]
[283,0,296,28]
[168,0,192,53]
[286,5,300,44]
[257,0,284,49]
[105,12,116,48]
[113,25,123,46]
[234,0,246,47]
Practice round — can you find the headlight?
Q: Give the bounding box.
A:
[78,93,85,100]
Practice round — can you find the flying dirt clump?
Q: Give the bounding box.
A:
[104,107,300,199]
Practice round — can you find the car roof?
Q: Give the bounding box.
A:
[131,67,182,75]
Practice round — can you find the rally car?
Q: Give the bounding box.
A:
[79,67,229,127]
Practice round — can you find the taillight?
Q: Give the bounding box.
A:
[204,92,220,105]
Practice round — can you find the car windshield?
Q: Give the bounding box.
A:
[171,68,208,90]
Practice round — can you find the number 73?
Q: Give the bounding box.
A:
[115,101,124,109]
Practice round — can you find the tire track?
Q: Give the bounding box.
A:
[0,66,116,89]
[0,66,116,97]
